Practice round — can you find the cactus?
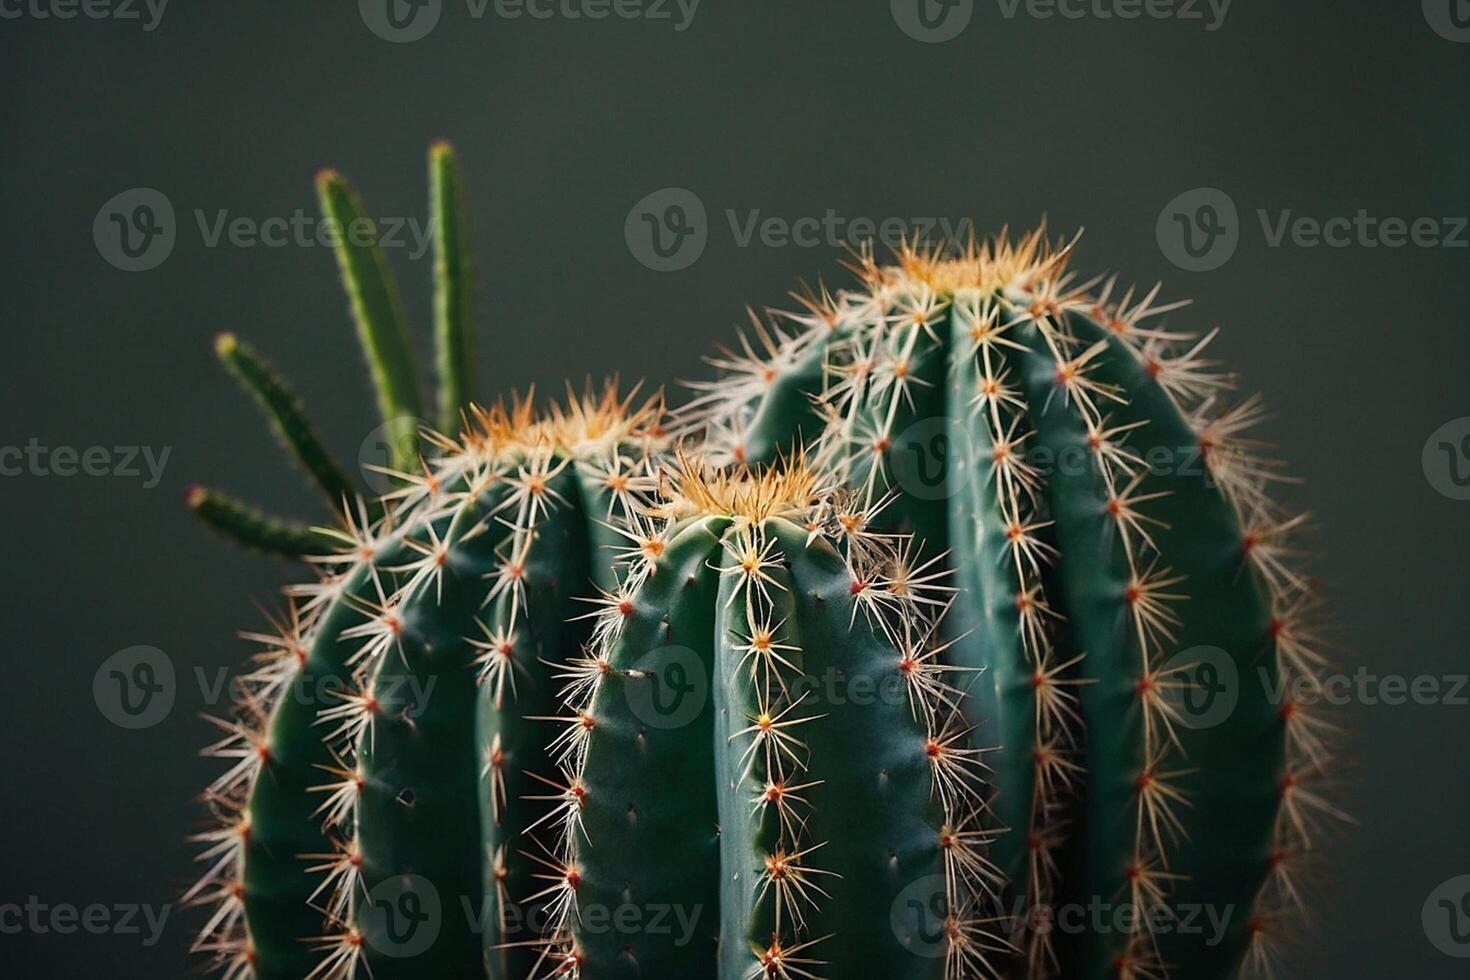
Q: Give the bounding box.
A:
[682,231,1343,979]
[185,145,671,979]
[186,138,1336,980]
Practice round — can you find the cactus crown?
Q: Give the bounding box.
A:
[454,382,668,459]
[658,450,823,520]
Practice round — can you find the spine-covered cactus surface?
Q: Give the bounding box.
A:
[184,144,671,978]
[545,457,1001,979]
[191,390,667,980]
[682,231,1343,980]
[184,141,1340,980]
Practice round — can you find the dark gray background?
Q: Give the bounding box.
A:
[2,1,1467,975]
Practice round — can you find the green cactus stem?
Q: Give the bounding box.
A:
[549,458,1003,979]
[682,232,1342,979]
[186,144,677,980]
[189,391,668,980]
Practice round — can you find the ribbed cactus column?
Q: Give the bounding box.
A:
[324,462,503,979]
[543,513,727,977]
[186,143,673,979]
[192,398,667,979]
[681,234,1340,978]
[552,461,1003,979]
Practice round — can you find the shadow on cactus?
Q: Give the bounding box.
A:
[186,146,1344,980]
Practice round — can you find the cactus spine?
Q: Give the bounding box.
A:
[684,233,1341,979]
